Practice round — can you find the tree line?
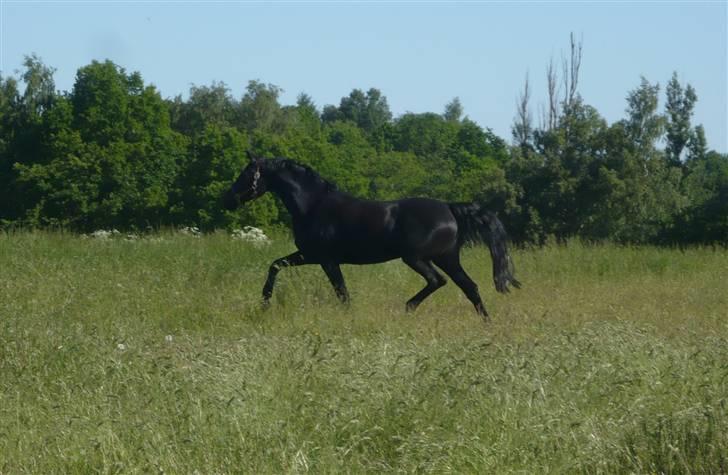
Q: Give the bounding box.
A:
[1,48,726,245]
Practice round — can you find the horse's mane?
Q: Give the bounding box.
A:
[267,158,338,193]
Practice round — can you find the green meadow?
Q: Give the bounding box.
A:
[1,232,726,473]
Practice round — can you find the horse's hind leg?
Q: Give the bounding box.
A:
[262,251,311,303]
[434,253,489,320]
[321,262,350,304]
[402,258,447,312]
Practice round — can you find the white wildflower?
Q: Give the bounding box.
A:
[231,226,271,247]
[180,226,202,238]
[165,335,173,343]
[89,229,120,239]
[117,343,127,351]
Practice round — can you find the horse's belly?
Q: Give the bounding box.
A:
[326,237,402,264]
[336,248,400,265]
[298,233,401,264]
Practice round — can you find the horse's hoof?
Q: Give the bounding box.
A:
[475,303,490,322]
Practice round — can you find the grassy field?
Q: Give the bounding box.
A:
[0,231,726,473]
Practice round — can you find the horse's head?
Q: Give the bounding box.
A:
[223,151,268,210]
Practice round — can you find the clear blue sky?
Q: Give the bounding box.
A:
[2,1,726,152]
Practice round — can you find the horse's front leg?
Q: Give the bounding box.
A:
[321,262,350,304]
[262,251,311,303]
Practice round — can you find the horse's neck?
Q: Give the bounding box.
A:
[270,174,325,222]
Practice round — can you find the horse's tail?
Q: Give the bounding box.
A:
[448,203,521,293]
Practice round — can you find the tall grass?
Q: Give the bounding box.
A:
[1,231,726,473]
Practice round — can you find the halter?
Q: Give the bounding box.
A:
[239,166,261,196]
[251,168,261,193]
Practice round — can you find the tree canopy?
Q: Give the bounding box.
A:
[0,52,725,245]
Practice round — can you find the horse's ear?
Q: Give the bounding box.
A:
[246,150,256,163]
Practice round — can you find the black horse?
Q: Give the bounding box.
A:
[224,152,520,320]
